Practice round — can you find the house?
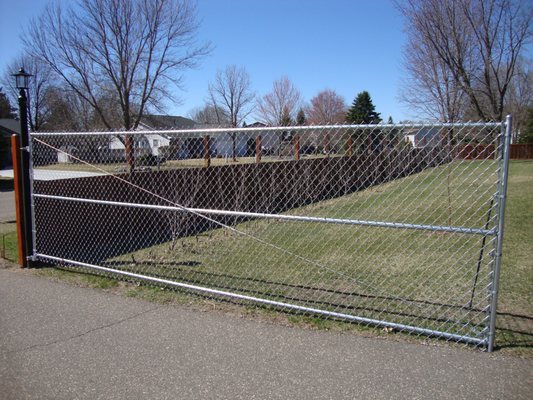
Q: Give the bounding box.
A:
[0,119,20,169]
[103,116,284,161]
[57,145,79,163]
[404,127,442,148]
[105,115,197,160]
[210,122,282,158]
[138,115,196,157]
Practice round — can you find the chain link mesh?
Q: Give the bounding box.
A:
[29,122,506,348]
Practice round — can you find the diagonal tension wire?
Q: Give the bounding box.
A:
[33,137,392,297]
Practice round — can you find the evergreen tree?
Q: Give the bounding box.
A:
[346,91,381,124]
[296,108,306,125]
[386,116,399,144]
[0,88,16,119]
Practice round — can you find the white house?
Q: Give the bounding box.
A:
[404,127,442,148]
[57,145,79,163]
[102,116,286,160]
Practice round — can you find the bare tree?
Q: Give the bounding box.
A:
[208,65,255,160]
[2,54,55,131]
[25,0,210,170]
[399,29,467,122]
[503,59,533,140]
[256,76,302,126]
[208,65,255,127]
[188,104,230,126]
[397,0,533,121]
[306,89,347,125]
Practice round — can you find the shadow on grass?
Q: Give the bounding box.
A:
[98,259,533,347]
[495,312,533,351]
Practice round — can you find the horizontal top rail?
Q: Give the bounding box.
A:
[30,121,504,136]
[33,193,496,236]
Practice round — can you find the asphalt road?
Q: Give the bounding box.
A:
[0,267,531,400]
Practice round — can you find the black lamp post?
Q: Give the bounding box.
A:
[12,67,34,267]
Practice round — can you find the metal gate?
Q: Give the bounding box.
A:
[27,117,511,350]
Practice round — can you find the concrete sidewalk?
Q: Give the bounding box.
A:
[0,267,531,400]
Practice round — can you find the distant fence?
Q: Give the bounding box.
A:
[455,144,495,160]
[510,143,533,159]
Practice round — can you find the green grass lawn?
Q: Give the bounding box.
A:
[0,228,18,262]
[494,161,533,352]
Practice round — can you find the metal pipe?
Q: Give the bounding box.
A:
[28,136,37,261]
[34,252,487,347]
[30,121,503,137]
[487,115,512,352]
[18,89,34,267]
[33,193,496,236]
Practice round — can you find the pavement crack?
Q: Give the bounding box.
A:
[2,305,162,356]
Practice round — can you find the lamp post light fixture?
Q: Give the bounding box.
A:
[12,66,34,268]
[13,67,32,91]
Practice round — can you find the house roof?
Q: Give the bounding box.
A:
[0,119,20,136]
[139,114,196,130]
[246,122,268,128]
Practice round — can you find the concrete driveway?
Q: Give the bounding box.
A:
[0,266,531,400]
[0,169,106,181]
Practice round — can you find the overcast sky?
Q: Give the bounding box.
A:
[0,0,413,122]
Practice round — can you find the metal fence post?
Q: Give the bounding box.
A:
[487,115,512,352]
[17,90,34,268]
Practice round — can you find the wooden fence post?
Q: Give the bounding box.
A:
[125,134,135,173]
[324,133,330,157]
[294,135,300,161]
[256,135,262,163]
[10,134,26,267]
[347,136,353,156]
[203,135,210,168]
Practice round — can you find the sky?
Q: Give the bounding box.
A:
[0,0,411,122]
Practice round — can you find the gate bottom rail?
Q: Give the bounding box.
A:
[35,252,488,348]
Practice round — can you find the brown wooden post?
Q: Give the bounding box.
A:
[203,135,211,168]
[347,136,353,156]
[324,133,330,157]
[125,134,135,173]
[10,134,27,267]
[255,135,262,163]
[294,135,300,161]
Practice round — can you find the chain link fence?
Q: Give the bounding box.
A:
[29,120,511,350]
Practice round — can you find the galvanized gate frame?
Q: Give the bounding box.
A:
[23,117,513,351]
